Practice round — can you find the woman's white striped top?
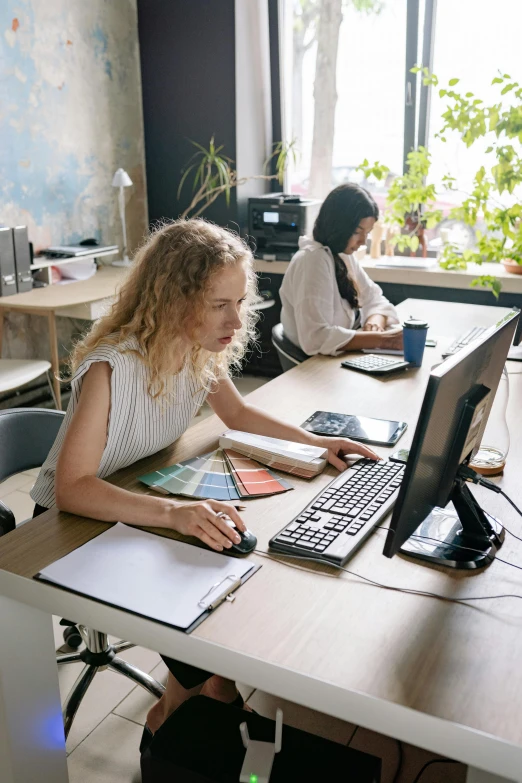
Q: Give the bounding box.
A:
[31,338,208,509]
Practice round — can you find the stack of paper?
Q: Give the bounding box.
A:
[219,431,328,478]
[139,448,293,501]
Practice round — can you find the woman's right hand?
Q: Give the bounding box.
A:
[165,499,246,552]
[377,329,403,351]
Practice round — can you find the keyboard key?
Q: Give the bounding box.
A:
[275,535,295,544]
[321,498,336,511]
[296,541,316,550]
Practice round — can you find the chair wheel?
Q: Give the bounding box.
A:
[63,625,82,649]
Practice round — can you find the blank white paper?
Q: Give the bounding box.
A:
[38,522,256,630]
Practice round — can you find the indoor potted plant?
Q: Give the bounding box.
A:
[358,147,442,257]
[414,67,522,295]
[177,137,298,219]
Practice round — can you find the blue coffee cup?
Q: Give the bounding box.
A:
[403,318,429,366]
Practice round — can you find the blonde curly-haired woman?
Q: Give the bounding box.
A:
[30,219,378,738]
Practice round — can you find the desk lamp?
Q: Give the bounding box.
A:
[111,168,133,267]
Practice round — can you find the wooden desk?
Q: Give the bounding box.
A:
[0,300,521,783]
[0,266,129,409]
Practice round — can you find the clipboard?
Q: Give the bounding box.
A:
[35,523,261,634]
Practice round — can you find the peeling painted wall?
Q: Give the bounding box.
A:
[0,0,147,362]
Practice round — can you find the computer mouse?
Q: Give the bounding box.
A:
[221,516,257,554]
[79,238,99,246]
[230,528,257,555]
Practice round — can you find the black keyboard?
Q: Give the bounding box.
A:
[442,326,486,358]
[269,459,405,566]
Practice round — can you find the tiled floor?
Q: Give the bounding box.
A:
[1,375,466,782]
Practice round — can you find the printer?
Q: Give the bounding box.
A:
[248,194,321,261]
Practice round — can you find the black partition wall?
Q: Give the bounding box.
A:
[137,0,238,227]
[137,0,284,375]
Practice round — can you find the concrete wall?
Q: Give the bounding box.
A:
[0,0,147,362]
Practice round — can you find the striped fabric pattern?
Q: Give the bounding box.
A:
[31,339,207,509]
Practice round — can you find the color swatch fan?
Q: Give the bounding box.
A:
[224,450,293,497]
[139,449,292,501]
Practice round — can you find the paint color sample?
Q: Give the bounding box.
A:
[140,449,293,500]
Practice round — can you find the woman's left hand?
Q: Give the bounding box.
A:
[312,436,381,472]
[362,315,387,333]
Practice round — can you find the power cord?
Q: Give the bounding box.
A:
[392,739,403,783]
[347,726,403,783]
[254,472,522,606]
[380,529,522,573]
[457,465,522,542]
[253,549,522,605]
[410,758,458,783]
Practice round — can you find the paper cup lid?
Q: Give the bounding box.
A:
[403,318,428,329]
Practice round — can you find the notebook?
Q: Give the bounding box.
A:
[36,523,261,633]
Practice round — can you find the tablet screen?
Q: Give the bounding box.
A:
[302,411,404,445]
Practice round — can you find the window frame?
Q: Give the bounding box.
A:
[273,0,437,186]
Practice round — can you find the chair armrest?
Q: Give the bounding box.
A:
[0,500,16,537]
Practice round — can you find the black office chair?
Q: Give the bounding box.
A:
[271,323,310,372]
[0,408,164,738]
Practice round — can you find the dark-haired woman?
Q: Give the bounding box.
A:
[280,184,402,356]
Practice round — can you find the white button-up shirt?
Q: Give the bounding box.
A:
[280,236,399,356]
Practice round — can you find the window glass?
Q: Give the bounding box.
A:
[428,0,522,205]
[282,0,408,204]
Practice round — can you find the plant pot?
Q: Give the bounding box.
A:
[502,259,522,275]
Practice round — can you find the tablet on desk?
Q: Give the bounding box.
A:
[302,411,407,446]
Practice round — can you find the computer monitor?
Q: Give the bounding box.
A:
[384,309,520,570]
[512,306,522,345]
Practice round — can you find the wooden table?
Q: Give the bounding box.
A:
[1,300,521,783]
[0,262,277,408]
[0,266,129,409]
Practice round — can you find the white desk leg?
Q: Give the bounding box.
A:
[0,596,68,783]
[467,769,517,783]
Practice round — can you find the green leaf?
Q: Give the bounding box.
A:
[492,77,503,85]
[471,275,502,299]
[448,78,460,86]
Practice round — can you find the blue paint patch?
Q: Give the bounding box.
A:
[0,2,118,239]
[91,23,108,53]
[91,23,112,79]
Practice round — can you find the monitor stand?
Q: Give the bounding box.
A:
[399,478,504,570]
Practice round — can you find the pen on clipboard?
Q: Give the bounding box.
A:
[198,574,242,611]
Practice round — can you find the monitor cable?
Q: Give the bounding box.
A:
[410,758,458,783]
[458,465,522,541]
[254,473,522,604]
[254,548,522,605]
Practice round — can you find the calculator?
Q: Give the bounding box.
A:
[341,354,411,375]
